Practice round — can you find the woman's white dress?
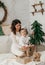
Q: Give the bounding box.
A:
[10,32,24,56]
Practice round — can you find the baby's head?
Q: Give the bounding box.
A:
[20,28,28,37]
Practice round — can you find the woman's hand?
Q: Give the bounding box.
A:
[21,46,28,51]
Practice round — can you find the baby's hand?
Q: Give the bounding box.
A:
[21,46,28,51]
[25,45,28,47]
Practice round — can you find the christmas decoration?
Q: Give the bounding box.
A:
[31,1,45,16]
[0,1,7,24]
[30,20,45,45]
[0,26,4,35]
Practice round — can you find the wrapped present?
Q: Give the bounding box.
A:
[16,57,32,64]
[33,52,41,61]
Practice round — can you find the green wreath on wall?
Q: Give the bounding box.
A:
[0,1,7,24]
[0,1,8,35]
[0,26,4,35]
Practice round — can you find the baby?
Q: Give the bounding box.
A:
[19,28,30,57]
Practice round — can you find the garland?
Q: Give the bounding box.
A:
[0,1,7,24]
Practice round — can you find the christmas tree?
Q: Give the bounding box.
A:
[0,26,4,35]
[30,20,45,45]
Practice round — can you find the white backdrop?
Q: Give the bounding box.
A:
[0,0,30,32]
[0,0,45,35]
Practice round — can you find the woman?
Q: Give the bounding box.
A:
[10,19,24,57]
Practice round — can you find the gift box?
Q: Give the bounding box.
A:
[16,57,32,64]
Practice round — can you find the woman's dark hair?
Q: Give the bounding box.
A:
[11,19,21,34]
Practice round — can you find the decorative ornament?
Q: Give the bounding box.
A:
[31,1,45,16]
[0,1,7,24]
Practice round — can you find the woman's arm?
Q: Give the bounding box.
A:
[10,32,23,48]
[10,32,17,43]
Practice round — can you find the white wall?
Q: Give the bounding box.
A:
[13,0,30,31]
[0,0,14,24]
[0,0,45,34]
[0,0,30,33]
[29,0,45,32]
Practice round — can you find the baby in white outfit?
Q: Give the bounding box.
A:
[19,29,30,47]
[19,28,30,56]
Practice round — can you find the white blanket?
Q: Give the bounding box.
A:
[0,59,45,65]
[0,51,45,65]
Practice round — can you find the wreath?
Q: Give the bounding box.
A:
[0,1,7,24]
